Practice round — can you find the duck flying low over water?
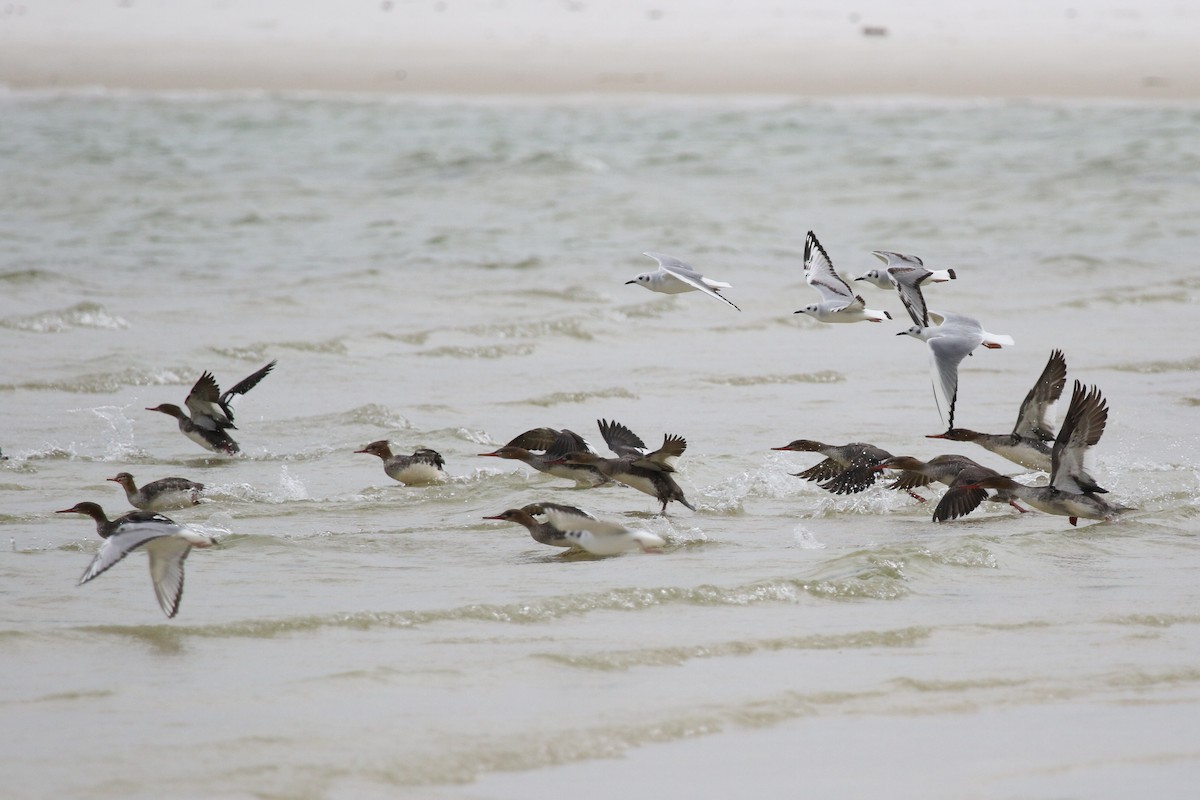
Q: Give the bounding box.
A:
[478,427,608,487]
[771,439,895,495]
[356,441,447,485]
[482,502,596,549]
[107,472,204,512]
[57,502,216,618]
[627,252,740,311]
[541,505,666,555]
[872,454,1028,521]
[146,360,276,454]
[926,349,1107,494]
[956,381,1131,526]
[794,231,891,324]
[897,311,1014,429]
[554,418,695,514]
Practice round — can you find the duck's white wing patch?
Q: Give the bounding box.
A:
[145,536,194,618]
[78,522,179,586]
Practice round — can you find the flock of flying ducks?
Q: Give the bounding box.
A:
[50,231,1129,618]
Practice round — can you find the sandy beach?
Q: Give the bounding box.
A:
[1,0,1198,96]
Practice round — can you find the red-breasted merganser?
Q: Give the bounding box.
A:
[794,231,892,324]
[771,439,894,495]
[897,310,1014,428]
[926,350,1107,494]
[482,502,595,548]
[958,381,1131,526]
[626,252,741,311]
[478,427,608,487]
[555,418,695,514]
[57,501,216,618]
[146,361,276,454]
[872,454,1028,521]
[356,441,447,485]
[540,505,666,555]
[107,472,204,511]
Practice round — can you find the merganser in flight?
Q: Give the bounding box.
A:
[482,502,596,549]
[956,381,1131,526]
[107,472,204,511]
[478,427,608,487]
[57,501,216,618]
[146,361,276,454]
[541,505,666,555]
[872,454,1028,521]
[794,231,892,323]
[925,350,1107,494]
[555,418,695,514]
[627,252,740,311]
[771,439,895,495]
[355,441,447,485]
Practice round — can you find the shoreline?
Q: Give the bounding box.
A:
[1,1,1198,99]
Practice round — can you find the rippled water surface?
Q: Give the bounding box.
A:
[2,92,1199,798]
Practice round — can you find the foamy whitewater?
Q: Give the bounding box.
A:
[2,92,1199,799]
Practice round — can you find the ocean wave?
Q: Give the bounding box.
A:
[1110,354,1200,373]
[248,338,348,355]
[75,573,907,643]
[510,149,611,175]
[232,660,1200,787]
[509,387,638,407]
[208,345,277,362]
[1104,612,1200,628]
[705,371,845,386]
[346,404,415,429]
[518,284,610,303]
[0,268,66,285]
[461,318,593,341]
[0,367,186,394]
[471,256,544,270]
[282,404,413,432]
[537,626,931,671]
[417,344,535,359]
[9,407,151,463]
[0,302,129,333]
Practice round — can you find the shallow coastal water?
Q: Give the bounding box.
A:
[2,92,1199,798]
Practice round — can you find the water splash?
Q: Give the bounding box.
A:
[0,302,129,333]
[792,523,827,549]
[276,466,311,501]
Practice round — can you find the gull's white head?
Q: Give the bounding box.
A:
[896,325,929,340]
[794,304,821,317]
[626,272,656,286]
[855,269,889,287]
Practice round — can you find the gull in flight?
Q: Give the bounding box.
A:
[897,310,1015,429]
[627,252,740,311]
[855,250,955,327]
[794,231,891,323]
